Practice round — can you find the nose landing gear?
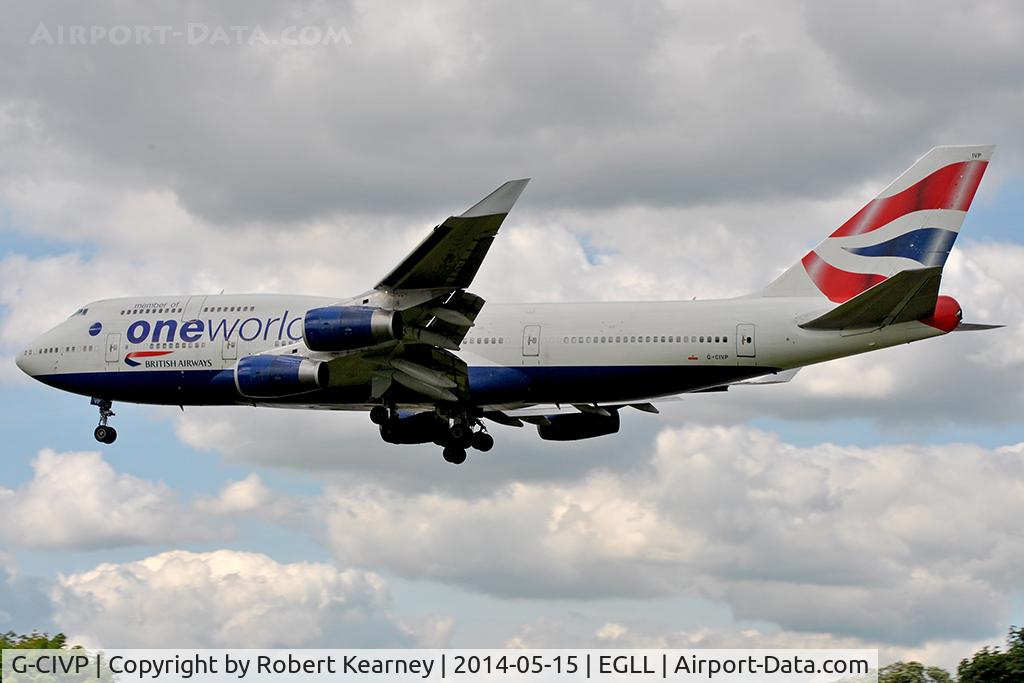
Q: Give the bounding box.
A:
[91,397,117,444]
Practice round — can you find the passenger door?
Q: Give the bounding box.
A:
[105,333,121,369]
[736,323,756,358]
[522,324,541,365]
[222,337,238,361]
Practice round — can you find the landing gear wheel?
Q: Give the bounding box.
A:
[94,425,117,444]
[91,398,117,444]
[471,432,494,452]
[442,445,467,465]
[448,422,474,448]
[449,422,468,442]
[369,405,389,425]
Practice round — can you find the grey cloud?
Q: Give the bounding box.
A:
[0,552,55,634]
[3,1,1021,228]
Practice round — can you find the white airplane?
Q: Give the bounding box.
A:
[16,145,1001,464]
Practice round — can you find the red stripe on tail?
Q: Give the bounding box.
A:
[831,160,987,238]
[802,251,888,303]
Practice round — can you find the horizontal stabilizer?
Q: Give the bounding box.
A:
[800,267,942,331]
[955,322,1005,331]
[736,368,801,385]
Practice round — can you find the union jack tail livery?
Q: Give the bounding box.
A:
[762,145,994,302]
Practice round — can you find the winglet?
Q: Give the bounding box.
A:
[461,179,530,218]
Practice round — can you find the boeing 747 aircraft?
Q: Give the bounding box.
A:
[16,145,1000,464]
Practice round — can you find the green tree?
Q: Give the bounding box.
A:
[878,661,952,683]
[957,626,1024,683]
[0,632,96,683]
[0,632,67,650]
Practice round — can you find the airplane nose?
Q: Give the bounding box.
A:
[15,349,30,375]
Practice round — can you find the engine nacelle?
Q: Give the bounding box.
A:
[303,306,402,352]
[234,355,328,398]
[537,411,620,441]
[379,412,448,445]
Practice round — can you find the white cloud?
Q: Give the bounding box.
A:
[316,425,1024,645]
[51,550,419,648]
[196,473,295,518]
[0,449,220,550]
[506,619,998,673]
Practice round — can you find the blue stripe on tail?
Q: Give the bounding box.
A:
[843,228,958,267]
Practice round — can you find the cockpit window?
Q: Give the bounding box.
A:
[67,308,88,319]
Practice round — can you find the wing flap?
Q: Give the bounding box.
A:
[402,290,486,350]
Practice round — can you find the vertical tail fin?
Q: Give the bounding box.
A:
[761,145,994,301]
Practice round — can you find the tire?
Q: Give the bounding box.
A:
[442,445,467,465]
[472,432,494,452]
[369,406,389,425]
[94,425,116,444]
[449,423,468,442]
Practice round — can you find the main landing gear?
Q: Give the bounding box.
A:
[91,397,117,444]
[371,403,493,465]
[437,412,494,465]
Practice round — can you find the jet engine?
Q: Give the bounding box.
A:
[537,411,620,441]
[303,306,403,351]
[234,355,328,398]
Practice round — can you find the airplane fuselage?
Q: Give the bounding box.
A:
[17,293,948,411]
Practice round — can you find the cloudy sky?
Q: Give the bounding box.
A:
[2,0,1023,670]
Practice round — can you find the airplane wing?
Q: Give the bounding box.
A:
[317,180,531,405]
[376,179,530,291]
[248,180,529,407]
[484,369,803,425]
[370,180,529,403]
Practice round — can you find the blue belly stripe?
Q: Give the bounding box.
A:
[35,364,778,407]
